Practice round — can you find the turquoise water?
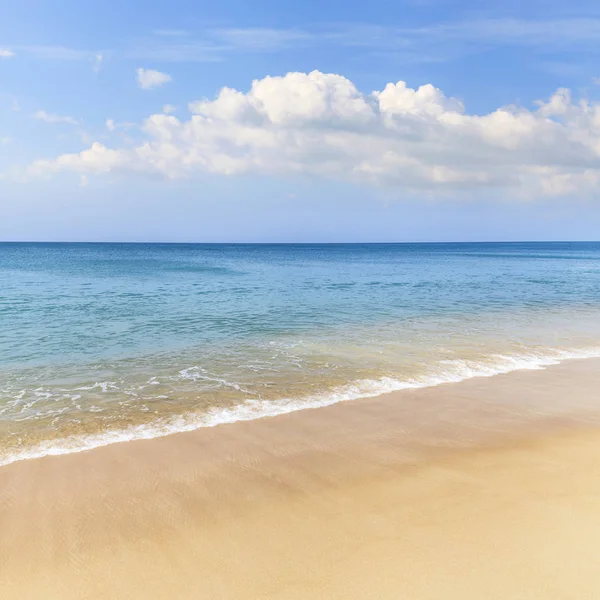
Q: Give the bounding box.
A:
[2,242,600,465]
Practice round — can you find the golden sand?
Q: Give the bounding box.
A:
[2,359,600,599]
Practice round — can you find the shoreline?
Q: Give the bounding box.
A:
[2,358,600,598]
[3,348,600,469]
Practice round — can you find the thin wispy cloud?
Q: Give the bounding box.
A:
[19,45,101,61]
[0,48,15,58]
[407,17,600,48]
[319,17,600,59]
[11,16,600,67]
[153,29,189,37]
[92,53,104,72]
[128,40,226,62]
[212,27,313,51]
[11,45,106,68]
[125,17,600,64]
[128,27,314,62]
[537,61,591,78]
[33,110,79,125]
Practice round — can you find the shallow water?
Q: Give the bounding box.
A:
[2,241,600,465]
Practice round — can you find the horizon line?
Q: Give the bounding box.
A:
[0,240,599,245]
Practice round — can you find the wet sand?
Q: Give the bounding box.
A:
[2,359,600,599]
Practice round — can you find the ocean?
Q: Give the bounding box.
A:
[2,241,600,466]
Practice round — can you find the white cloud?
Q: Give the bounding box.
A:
[105,118,116,132]
[0,49,15,58]
[33,110,79,125]
[162,104,177,114]
[137,68,172,90]
[27,70,600,197]
[32,142,123,175]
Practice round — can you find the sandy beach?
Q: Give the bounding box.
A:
[2,358,600,599]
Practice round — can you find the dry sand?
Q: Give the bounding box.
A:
[2,359,600,599]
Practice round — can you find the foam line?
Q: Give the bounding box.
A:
[1,347,599,468]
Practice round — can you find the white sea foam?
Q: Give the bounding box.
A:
[2,347,600,468]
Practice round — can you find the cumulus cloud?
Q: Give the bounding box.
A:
[137,68,172,90]
[0,49,15,58]
[27,70,600,197]
[33,110,79,125]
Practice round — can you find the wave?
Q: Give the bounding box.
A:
[1,346,600,468]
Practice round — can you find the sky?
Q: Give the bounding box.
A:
[2,0,600,241]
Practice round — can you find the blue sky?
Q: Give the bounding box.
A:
[2,0,600,241]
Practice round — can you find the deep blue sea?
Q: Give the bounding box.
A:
[2,242,600,465]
